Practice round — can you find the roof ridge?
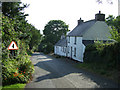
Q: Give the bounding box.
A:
[68,19,96,36]
[82,19,95,24]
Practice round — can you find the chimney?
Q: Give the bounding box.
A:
[78,18,84,25]
[95,11,105,21]
[61,34,65,39]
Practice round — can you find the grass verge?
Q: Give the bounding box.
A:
[2,83,26,90]
[76,62,120,84]
[0,86,2,90]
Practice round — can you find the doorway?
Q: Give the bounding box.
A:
[71,47,72,58]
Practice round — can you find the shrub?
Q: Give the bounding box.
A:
[84,42,120,70]
[41,43,54,54]
[2,55,34,86]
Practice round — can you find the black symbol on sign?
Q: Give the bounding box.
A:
[12,44,14,48]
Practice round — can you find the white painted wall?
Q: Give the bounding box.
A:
[54,36,86,62]
[54,46,56,54]
[54,46,67,57]
[67,36,85,62]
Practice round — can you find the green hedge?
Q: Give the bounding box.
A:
[84,42,120,70]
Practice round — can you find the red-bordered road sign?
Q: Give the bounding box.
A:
[8,41,18,50]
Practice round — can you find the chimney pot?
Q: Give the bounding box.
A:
[78,17,84,25]
[99,11,101,14]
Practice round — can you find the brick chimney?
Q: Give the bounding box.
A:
[95,11,105,21]
[78,18,84,25]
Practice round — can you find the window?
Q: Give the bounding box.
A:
[67,46,69,53]
[64,47,66,53]
[63,47,66,53]
[68,36,70,43]
[57,47,59,53]
[74,36,77,44]
[74,47,76,57]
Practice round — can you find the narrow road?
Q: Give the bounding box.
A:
[25,52,119,88]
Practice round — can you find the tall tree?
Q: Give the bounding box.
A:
[106,15,120,42]
[43,20,69,45]
[29,26,42,50]
[106,15,120,32]
[2,2,42,56]
[114,16,120,32]
[105,15,115,26]
[2,2,29,19]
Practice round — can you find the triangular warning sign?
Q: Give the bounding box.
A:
[8,41,18,50]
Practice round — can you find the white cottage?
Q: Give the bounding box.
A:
[54,37,67,57]
[66,11,112,62]
[54,11,112,62]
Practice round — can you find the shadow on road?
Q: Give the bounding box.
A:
[32,53,119,88]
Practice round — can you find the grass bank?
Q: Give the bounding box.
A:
[76,61,120,84]
[2,83,26,90]
[78,42,120,84]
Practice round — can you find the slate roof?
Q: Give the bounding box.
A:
[68,19,112,40]
[68,20,96,36]
[55,38,67,47]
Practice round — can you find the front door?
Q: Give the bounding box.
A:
[71,47,72,58]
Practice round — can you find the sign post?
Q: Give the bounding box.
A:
[8,41,18,56]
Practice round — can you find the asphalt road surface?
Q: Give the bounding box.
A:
[25,52,119,88]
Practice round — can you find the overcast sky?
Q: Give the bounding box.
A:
[21,0,118,34]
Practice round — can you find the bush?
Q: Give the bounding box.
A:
[2,55,34,86]
[26,49,33,55]
[39,43,54,54]
[84,42,120,70]
[44,43,54,54]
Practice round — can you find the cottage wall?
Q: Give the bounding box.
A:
[67,36,85,62]
[54,46,56,54]
[54,46,66,57]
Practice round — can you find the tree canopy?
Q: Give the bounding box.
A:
[39,20,69,54]
[106,15,120,42]
[43,20,69,45]
[2,2,29,20]
[1,2,42,85]
[2,2,42,53]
